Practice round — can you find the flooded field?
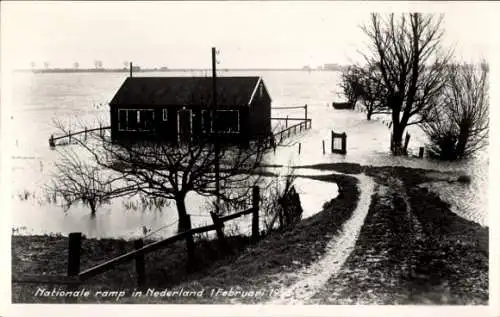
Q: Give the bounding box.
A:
[6,70,488,239]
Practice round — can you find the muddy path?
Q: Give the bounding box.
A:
[269,173,375,304]
[308,167,488,305]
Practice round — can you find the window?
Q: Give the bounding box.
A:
[162,109,168,121]
[118,109,155,131]
[212,110,240,134]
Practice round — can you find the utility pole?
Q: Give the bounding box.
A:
[212,47,220,214]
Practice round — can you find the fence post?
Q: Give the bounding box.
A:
[210,212,230,253]
[298,143,301,154]
[252,186,260,243]
[304,104,308,124]
[331,131,334,153]
[68,232,82,276]
[134,239,146,288]
[322,140,325,154]
[84,127,88,141]
[341,133,347,154]
[184,215,196,270]
[419,147,424,158]
[49,135,55,148]
[68,130,71,144]
[285,116,288,128]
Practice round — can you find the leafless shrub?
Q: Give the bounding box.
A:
[421,62,489,160]
[261,167,302,233]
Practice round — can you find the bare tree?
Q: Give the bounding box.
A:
[82,136,270,231]
[353,65,391,120]
[47,148,135,216]
[360,13,451,155]
[420,62,489,160]
[338,66,364,108]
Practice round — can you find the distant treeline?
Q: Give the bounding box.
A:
[15,68,344,73]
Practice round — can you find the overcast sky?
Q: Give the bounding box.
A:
[1,1,498,69]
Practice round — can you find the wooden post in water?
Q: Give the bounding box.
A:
[251,186,260,243]
[67,232,82,276]
[331,131,334,153]
[390,133,394,152]
[322,140,325,154]
[419,147,424,158]
[403,132,411,155]
[341,133,347,154]
[134,239,146,288]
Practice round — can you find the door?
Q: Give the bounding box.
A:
[177,108,192,143]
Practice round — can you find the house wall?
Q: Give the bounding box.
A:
[110,105,248,144]
[248,82,272,138]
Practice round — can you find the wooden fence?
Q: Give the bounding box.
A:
[273,119,312,144]
[49,125,111,147]
[13,187,261,288]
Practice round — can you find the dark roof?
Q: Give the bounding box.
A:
[110,76,265,107]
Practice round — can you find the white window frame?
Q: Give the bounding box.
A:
[118,108,155,132]
[210,109,240,134]
[162,109,168,121]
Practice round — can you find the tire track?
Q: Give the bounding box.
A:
[268,173,375,304]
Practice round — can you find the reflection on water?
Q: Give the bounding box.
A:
[11,174,338,240]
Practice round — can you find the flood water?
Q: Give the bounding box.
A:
[6,70,488,239]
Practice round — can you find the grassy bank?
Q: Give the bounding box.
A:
[11,173,359,304]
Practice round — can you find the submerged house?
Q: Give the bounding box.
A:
[109,76,272,144]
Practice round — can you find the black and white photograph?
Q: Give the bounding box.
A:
[1,1,498,316]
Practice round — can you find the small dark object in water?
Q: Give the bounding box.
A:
[457,175,472,184]
[332,102,354,110]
